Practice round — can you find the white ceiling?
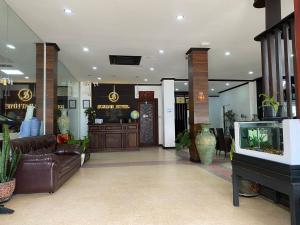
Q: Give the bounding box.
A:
[5,0,294,84]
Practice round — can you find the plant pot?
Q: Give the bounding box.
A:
[81,153,86,166]
[0,179,16,203]
[195,124,216,165]
[262,105,275,118]
[276,105,286,118]
[239,179,259,197]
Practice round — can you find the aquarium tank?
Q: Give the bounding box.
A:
[239,122,283,155]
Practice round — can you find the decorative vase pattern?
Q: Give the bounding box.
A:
[0,179,15,203]
[57,109,70,134]
[195,124,216,165]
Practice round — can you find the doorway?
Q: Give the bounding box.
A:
[137,91,158,147]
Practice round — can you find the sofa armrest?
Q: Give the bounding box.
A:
[55,144,81,155]
[15,153,59,194]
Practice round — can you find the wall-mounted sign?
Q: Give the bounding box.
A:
[18,89,33,102]
[5,103,35,110]
[108,91,119,103]
[97,104,130,109]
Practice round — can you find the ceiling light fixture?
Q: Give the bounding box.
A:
[211,88,215,91]
[176,15,184,21]
[92,66,97,70]
[6,44,16,49]
[175,88,179,91]
[159,50,164,54]
[83,47,89,52]
[184,82,188,86]
[64,8,72,15]
[24,76,29,79]
[291,54,294,57]
[226,82,230,86]
[144,78,148,82]
[149,67,155,71]
[248,71,254,75]
[1,69,24,75]
[225,51,231,56]
[97,77,102,80]
[201,42,210,46]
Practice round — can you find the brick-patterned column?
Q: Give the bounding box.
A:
[186,48,209,162]
[36,43,60,134]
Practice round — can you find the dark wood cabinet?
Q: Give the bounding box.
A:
[88,123,139,152]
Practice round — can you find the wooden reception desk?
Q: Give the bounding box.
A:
[88,123,139,152]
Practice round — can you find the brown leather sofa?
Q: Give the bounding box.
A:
[11,135,81,194]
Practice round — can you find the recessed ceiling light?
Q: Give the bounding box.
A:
[248,71,254,75]
[201,42,210,46]
[291,54,294,57]
[6,44,16,49]
[149,67,155,71]
[97,77,102,80]
[225,51,231,56]
[176,15,184,21]
[175,88,179,91]
[83,47,89,52]
[144,78,148,82]
[1,69,24,75]
[64,8,72,15]
[226,82,230,86]
[159,50,164,54]
[184,82,188,86]
[211,88,215,91]
[92,66,97,70]
[24,76,29,79]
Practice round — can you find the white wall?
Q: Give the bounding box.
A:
[79,82,91,138]
[209,82,258,128]
[135,85,163,145]
[209,97,222,128]
[161,80,175,148]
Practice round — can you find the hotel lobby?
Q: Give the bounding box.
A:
[0,0,299,225]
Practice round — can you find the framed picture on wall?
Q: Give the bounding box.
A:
[83,100,90,109]
[69,100,77,109]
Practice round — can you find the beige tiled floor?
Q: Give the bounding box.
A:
[2,148,289,225]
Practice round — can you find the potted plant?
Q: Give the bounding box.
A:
[84,107,96,125]
[176,130,191,151]
[67,135,90,166]
[230,138,259,197]
[259,94,280,118]
[0,120,21,214]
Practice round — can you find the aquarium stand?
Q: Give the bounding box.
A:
[232,153,300,225]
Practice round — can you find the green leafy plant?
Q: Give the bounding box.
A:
[0,124,21,183]
[67,135,90,153]
[259,93,279,113]
[176,130,191,151]
[224,110,236,128]
[84,107,96,124]
[248,133,267,148]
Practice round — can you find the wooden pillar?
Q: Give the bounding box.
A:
[265,0,281,29]
[294,0,300,118]
[36,43,60,134]
[186,48,209,162]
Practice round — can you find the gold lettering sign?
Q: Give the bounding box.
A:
[97,104,130,110]
[18,89,33,102]
[108,91,119,103]
[5,103,35,110]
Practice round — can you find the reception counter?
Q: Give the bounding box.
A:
[88,123,139,152]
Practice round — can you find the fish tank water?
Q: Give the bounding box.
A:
[239,122,283,155]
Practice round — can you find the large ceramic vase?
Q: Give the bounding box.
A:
[195,124,216,165]
[57,109,70,134]
[0,179,15,203]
